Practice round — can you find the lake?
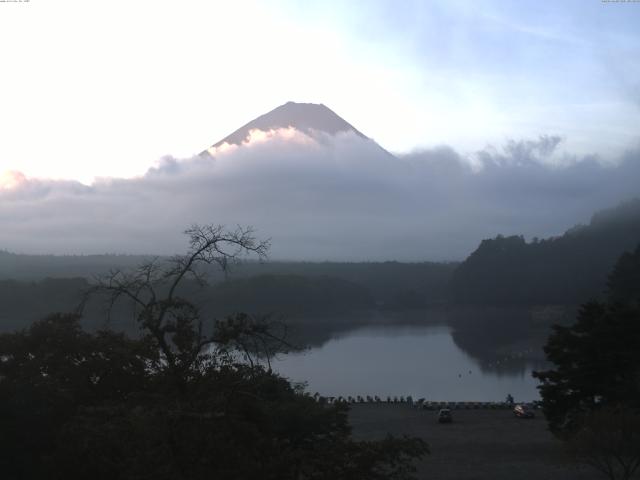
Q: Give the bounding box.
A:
[274,324,543,402]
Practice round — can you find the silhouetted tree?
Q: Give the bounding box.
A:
[84,224,271,385]
[0,224,429,479]
[0,313,153,479]
[533,301,640,434]
[534,245,640,478]
[533,244,640,435]
[607,244,640,306]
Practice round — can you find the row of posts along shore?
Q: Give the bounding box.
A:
[311,394,535,409]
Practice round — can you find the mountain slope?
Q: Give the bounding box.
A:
[207,101,368,151]
[200,101,399,160]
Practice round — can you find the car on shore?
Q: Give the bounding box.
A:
[513,404,535,419]
[438,408,453,423]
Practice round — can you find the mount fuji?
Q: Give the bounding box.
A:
[201,101,393,158]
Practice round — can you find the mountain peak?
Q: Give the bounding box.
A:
[205,102,368,152]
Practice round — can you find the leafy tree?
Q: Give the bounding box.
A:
[0,313,153,479]
[0,224,428,479]
[533,301,640,434]
[534,244,640,479]
[607,244,640,305]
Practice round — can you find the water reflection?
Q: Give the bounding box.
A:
[274,323,542,402]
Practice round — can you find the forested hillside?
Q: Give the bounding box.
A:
[451,199,640,305]
[0,255,456,325]
[230,261,456,307]
[0,252,151,280]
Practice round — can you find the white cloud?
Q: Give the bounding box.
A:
[1,131,639,261]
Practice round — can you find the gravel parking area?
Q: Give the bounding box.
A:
[348,404,601,480]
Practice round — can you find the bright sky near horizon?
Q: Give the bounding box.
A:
[1,0,639,184]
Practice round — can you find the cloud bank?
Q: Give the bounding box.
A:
[1,129,639,261]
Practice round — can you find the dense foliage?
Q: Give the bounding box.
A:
[0,314,427,479]
[0,225,428,479]
[533,244,640,435]
[451,199,640,305]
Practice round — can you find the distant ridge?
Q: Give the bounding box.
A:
[450,198,640,306]
[201,101,395,157]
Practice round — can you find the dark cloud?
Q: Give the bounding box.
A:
[1,131,639,261]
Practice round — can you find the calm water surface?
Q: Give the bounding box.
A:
[274,324,541,402]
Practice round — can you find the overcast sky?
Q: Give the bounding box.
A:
[1,0,639,183]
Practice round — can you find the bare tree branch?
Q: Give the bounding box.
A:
[81,224,276,382]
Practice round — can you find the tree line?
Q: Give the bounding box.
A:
[451,198,640,305]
